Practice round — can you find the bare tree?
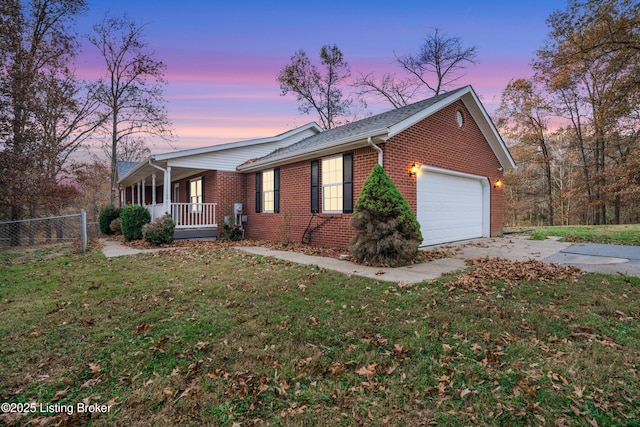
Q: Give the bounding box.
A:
[496,78,555,225]
[89,13,173,205]
[355,28,478,107]
[99,135,150,163]
[277,44,354,130]
[534,0,640,224]
[0,0,92,235]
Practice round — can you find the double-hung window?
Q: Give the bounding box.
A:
[263,169,275,213]
[189,177,203,213]
[255,169,279,213]
[311,153,353,214]
[322,156,343,213]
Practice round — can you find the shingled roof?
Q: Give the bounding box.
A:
[262,87,466,162]
[235,85,522,172]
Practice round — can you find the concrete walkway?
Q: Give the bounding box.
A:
[100,235,640,282]
[237,235,575,283]
[99,238,180,257]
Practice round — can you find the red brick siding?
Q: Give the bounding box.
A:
[384,100,504,236]
[245,101,505,246]
[243,147,379,248]
[173,170,245,226]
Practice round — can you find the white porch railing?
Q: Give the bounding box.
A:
[145,203,217,229]
[171,203,217,229]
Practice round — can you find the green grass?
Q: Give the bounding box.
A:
[0,243,639,426]
[524,224,640,245]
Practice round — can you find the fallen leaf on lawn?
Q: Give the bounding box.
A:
[52,389,68,401]
[328,362,345,377]
[356,363,378,379]
[80,378,101,389]
[195,341,209,350]
[460,388,472,398]
[88,362,101,375]
[136,323,153,335]
[275,381,290,396]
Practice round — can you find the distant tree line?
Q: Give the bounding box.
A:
[0,0,171,242]
[278,0,640,227]
[496,0,640,226]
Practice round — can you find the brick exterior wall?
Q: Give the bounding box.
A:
[125,99,505,248]
[242,147,379,248]
[384,100,504,238]
[173,170,245,226]
[243,100,504,248]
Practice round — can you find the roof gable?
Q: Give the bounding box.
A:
[238,86,515,172]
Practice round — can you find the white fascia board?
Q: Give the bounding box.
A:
[118,155,154,184]
[459,90,517,171]
[237,129,388,172]
[154,122,322,161]
[387,86,472,138]
[387,86,516,172]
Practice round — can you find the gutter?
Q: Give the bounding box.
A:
[368,136,383,167]
[237,129,387,172]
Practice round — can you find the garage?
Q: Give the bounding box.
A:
[417,167,489,246]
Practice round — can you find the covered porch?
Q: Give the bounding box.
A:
[118,158,218,238]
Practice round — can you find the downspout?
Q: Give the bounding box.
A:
[148,159,170,215]
[368,136,383,167]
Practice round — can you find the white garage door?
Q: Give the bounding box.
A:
[417,169,486,246]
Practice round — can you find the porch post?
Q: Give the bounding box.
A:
[152,173,156,206]
[142,179,146,206]
[151,174,157,220]
[131,185,134,205]
[165,166,172,215]
[137,181,141,205]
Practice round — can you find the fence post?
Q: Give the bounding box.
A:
[81,210,87,253]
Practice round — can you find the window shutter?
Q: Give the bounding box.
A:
[201,176,205,203]
[274,168,280,213]
[343,153,353,213]
[310,160,319,213]
[255,173,261,213]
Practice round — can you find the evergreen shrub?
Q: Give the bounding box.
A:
[99,205,121,235]
[349,164,422,266]
[120,204,151,241]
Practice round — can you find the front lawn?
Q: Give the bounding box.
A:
[525,224,640,245]
[0,242,638,426]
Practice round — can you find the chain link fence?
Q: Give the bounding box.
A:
[0,211,88,253]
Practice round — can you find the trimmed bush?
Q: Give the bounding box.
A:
[349,164,422,266]
[109,217,122,235]
[99,205,121,235]
[143,214,175,245]
[221,220,243,241]
[120,204,151,241]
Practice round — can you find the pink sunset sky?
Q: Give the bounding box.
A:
[73,0,568,154]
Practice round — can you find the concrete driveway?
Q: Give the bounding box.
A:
[239,235,640,283]
[544,241,640,277]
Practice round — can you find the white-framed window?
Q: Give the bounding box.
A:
[190,177,202,213]
[173,183,180,203]
[322,156,343,213]
[262,169,275,213]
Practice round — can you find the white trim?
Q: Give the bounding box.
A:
[321,155,344,213]
[262,169,275,213]
[154,122,322,161]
